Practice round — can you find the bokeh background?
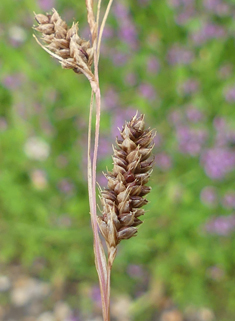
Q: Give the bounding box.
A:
[1,0,235,320]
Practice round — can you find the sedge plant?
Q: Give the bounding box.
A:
[33,2,155,320]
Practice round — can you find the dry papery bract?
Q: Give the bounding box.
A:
[98,114,155,261]
[33,8,94,75]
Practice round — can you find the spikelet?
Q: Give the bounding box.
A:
[33,9,93,74]
[97,114,155,260]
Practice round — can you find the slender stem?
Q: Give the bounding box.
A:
[106,265,111,321]
[106,251,115,321]
[96,0,102,33]
[85,0,96,41]
[86,0,112,319]
[93,18,111,316]
[88,87,108,320]
[87,91,94,210]
[97,0,114,62]
[93,86,109,320]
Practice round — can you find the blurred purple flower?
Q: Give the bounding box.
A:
[125,73,137,86]
[118,21,138,49]
[168,109,183,125]
[155,152,172,171]
[180,141,201,156]
[218,64,233,79]
[205,215,235,236]
[192,23,226,45]
[138,83,156,101]
[201,148,235,179]
[215,131,229,147]
[175,6,196,25]
[224,85,235,103]
[102,26,114,40]
[203,0,221,10]
[203,0,220,9]
[56,155,68,168]
[38,0,55,10]
[215,3,230,16]
[58,179,75,194]
[15,102,27,119]
[103,87,120,110]
[113,2,129,20]
[3,73,24,90]
[179,79,199,95]
[214,121,235,147]
[176,126,207,156]
[40,120,54,136]
[168,0,181,7]
[153,133,163,148]
[168,0,195,7]
[112,51,128,66]
[167,45,194,65]
[80,26,90,40]
[62,9,75,22]
[127,264,144,278]
[228,131,235,145]
[222,192,235,209]
[203,0,230,16]
[98,136,112,158]
[213,117,226,131]
[56,215,72,227]
[0,118,8,131]
[96,173,108,187]
[33,103,43,114]
[207,265,225,280]
[186,106,204,123]
[68,315,81,321]
[138,0,151,6]
[200,186,218,207]
[90,286,102,307]
[147,57,160,74]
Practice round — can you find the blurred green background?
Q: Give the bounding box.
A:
[1,0,235,320]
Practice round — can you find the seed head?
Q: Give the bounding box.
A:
[97,114,155,254]
[33,9,93,74]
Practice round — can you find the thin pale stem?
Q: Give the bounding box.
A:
[85,0,96,41]
[93,87,109,320]
[86,0,113,319]
[93,28,111,317]
[106,265,111,321]
[88,87,109,321]
[87,91,94,215]
[97,0,114,62]
[106,250,116,321]
[96,0,102,33]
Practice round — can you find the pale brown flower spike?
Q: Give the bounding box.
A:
[97,114,155,265]
[33,9,94,75]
